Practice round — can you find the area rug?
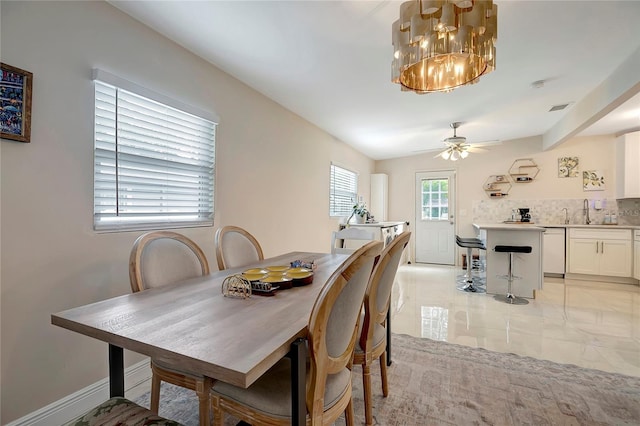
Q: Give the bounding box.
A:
[135,333,640,425]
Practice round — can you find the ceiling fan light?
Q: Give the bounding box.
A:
[460,149,469,158]
[441,150,451,160]
[450,149,460,161]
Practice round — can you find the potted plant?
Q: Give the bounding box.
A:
[349,201,369,224]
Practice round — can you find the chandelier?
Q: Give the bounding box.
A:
[392,0,498,93]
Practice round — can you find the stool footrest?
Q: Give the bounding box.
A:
[497,274,522,281]
[494,245,532,253]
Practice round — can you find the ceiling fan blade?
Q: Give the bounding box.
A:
[470,139,501,147]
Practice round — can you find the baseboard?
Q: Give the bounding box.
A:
[6,359,152,426]
[564,273,639,285]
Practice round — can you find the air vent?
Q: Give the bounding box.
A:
[549,104,569,112]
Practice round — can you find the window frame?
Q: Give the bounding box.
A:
[92,69,218,233]
[329,163,358,217]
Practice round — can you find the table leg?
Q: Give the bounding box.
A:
[386,309,392,366]
[108,344,125,397]
[288,338,306,425]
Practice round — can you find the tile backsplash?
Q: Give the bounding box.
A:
[472,198,640,226]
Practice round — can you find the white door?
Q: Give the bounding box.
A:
[415,171,455,264]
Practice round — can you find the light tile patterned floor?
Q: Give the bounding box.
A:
[390,264,640,378]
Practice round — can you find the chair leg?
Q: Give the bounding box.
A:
[362,364,373,426]
[196,377,213,426]
[150,372,161,414]
[211,395,224,426]
[345,397,355,426]
[379,351,389,397]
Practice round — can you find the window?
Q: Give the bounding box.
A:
[93,70,217,232]
[329,164,358,217]
[421,178,449,220]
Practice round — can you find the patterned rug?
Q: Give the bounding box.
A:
[135,333,640,425]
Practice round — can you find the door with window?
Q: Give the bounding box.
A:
[415,171,455,264]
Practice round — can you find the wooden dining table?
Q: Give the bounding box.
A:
[51,251,350,426]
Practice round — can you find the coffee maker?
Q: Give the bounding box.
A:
[518,208,531,222]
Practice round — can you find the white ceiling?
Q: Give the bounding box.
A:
[109,0,640,160]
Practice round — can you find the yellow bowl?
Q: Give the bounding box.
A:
[266,265,290,272]
[242,272,267,282]
[287,270,313,279]
[263,274,293,289]
[244,268,268,275]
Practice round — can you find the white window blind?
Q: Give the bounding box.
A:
[94,79,216,232]
[329,164,358,217]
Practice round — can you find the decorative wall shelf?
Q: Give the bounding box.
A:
[483,174,511,198]
[509,158,539,182]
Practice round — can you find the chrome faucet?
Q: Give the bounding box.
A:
[562,208,569,224]
[583,199,591,225]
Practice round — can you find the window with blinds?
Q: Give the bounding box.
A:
[329,164,358,217]
[94,78,217,232]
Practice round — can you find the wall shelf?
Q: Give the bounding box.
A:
[483,174,511,198]
[509,158,539,182]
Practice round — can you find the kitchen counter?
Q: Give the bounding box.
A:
[348,221,406,227]
[536,223,640,229]
[473,222,546,231]
[473,223,544,298]
[477,222,640,230]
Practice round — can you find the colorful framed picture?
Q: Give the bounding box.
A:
[558,156,579,177]
[583,170,605,191]
[1,63,33,143]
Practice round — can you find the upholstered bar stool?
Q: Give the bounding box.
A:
[455,235,486,293]
[493,245,532,305]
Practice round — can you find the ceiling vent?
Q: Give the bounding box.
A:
[549,103,570,112]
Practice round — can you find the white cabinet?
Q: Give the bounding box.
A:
[370,173,388,221]
[543,228,565,275]
[568,228,632,277]
[616,131,640,199]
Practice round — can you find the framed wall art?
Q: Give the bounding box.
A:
[558,156,579,177]
[1,63,33,143]
[583,170,605,191]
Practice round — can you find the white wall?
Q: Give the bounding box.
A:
[376,135,618,261]
[0,2,374,422]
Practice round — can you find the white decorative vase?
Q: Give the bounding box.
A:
[355,215,365,224]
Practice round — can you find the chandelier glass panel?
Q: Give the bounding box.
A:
[392,0,497,93]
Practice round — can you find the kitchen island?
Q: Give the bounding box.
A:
[474,223,545,298]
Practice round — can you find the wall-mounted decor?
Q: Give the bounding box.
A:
[583,170,605,191]
[1,63,33,143]
[558,156,579,177]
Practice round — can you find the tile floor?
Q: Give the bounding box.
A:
[390,263,640,378]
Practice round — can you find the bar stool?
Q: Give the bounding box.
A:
[456,235,486,293]
[494,245,531,305]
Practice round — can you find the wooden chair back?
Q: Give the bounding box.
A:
[214,225,264,270]
[359,231,411,352]
[330,227,375,255]
[129,231,210,293]
[306,240,383,423]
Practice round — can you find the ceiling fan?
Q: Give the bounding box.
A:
[435,122,488,161]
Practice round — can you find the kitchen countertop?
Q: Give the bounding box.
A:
[476,223,640,230]
[473,223,546,231]
[349,221,406,227]
[533,223,639,230]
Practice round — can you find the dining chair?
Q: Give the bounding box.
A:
[210,240,383,426]
[353,231,411,426]
[214,225,264,270]
[330,227,375,255]
[129,231,213,425]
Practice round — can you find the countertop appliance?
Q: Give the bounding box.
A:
[519,208,531,222]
